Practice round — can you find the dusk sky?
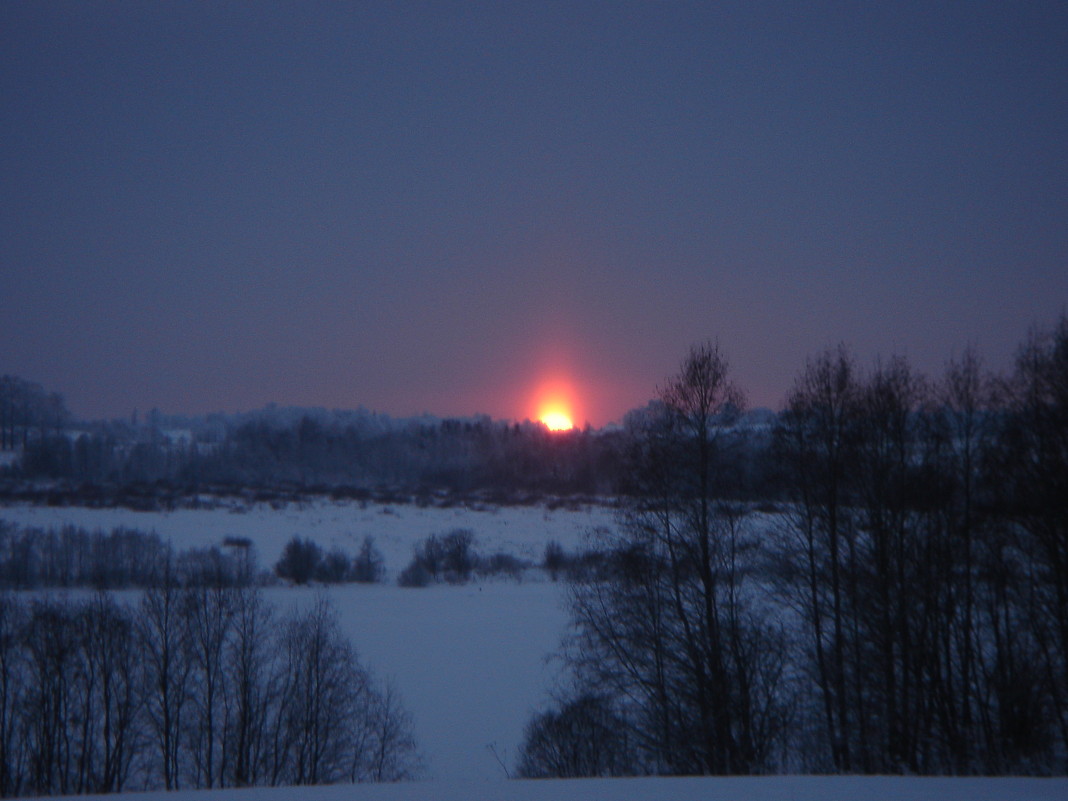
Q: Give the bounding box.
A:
[3,2,1067,427]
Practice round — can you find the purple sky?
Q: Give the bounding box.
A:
[3,2,1067,427]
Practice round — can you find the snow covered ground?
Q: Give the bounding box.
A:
[72,775,1068,801]
[5,499,1066,799]
[266,582,568,782]
[0,498,615,579]
[0,499,597,781]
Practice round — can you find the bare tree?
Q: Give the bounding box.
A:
[347,679,420,783]
[22,600,80,795]
[441,529,477,584]
[995,316,1068,768]
[139,571,192,790]
[774,345,863,771]
[275,537,322,585]
[0,589,421,796]
[0,376,68,452]
[352,537,385,584]
[224,587,276,787]
[276,598,367,784]
[0,595,27,797]
[562,343,789,776]
[517,694,635,778]
[271,598,420,785]
[920,348,1000,772]
[76,594,142,793]
[183,585,234,789]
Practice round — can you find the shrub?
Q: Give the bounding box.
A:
[543,540,568,581]
[316,548,352,583]
[417,534,444,581]
[440,529,477,583]
[397,530,488,587]
[178,545,246,587]
[478,551,528,581]
[274,536,322,584]
[352,536,385,583]
[517,694,637,778]
[397,559,430,588]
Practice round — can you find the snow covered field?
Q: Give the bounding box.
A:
[4,499,1066,799]
[265,582,568,782]
[0,499,599,781]
[0,498,615,579]
[73,775,1068,801]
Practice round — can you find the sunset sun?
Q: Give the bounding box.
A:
[540,409,574,431]
[532,376,578,431]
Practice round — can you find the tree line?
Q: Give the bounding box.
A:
[519,317,1068,777]
[0,587,419,797]
[0,376,69,453]
[6,409,633,499]
[0,524,261,590]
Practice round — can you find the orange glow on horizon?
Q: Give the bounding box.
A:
[532,376,578,431]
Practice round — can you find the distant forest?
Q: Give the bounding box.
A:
[0,319,1065,511]
[0,376,773,503]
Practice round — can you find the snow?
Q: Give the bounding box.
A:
[5,499,1067,799]
[0,498,614,579]
[0,499,591,781]
[70,776,1068,801]
[269,582,568,782]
